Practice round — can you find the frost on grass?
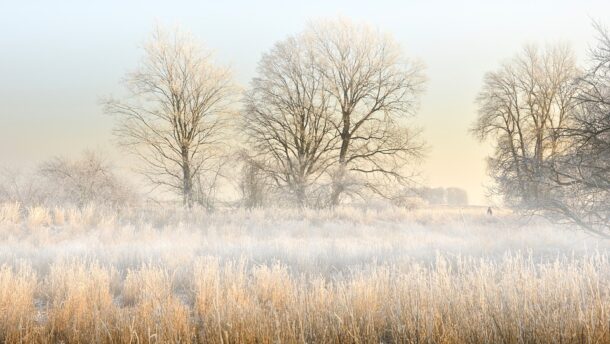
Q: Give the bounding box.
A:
[0,203,609,343]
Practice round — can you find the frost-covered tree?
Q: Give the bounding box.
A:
[38,151,136,208]
[238,157,271,208]
[243,35,338,206]
[242,19,426,207]
[104,25,236,208]
[308,19,427,205]
[472,44,580,208]
[0,168,44,206]
[0,152,135,208]
[544,24,610,236]
[473,36,610,237]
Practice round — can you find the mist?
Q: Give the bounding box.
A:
[1,1,610,343]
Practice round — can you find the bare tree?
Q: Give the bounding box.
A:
[242,35,338,206]
[0,167,45,206]
[238,156,271,208]
[307,18,427,205]
[543,23,610,236]
[0,152,135,208]
[39,151,136,208]
[472,44,580,208]
[103,25,236,208]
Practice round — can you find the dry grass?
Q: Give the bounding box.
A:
[0,202,21,225]
[0,264,38,342]
[1,256,609,343]
[26,206,52,228]
[0,203,609,343]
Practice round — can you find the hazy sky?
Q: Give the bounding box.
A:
[1,0,608,204]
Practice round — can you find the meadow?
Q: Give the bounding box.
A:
[1,203,609,343]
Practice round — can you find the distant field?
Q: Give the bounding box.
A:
[1,203,609,343]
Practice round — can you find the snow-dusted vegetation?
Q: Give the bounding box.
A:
[1,203,609,342]
[3,2,610,342]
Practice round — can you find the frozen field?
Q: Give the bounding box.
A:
[1,203,609,343]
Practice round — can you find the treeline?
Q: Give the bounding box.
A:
[412,187,469,206]
[100,19,426,209]
[2,18,609,236]
[0,153,470,210]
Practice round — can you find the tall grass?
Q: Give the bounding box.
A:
[26,206,51,228]
[0,264,37,343]
[0,203,609,343]
[0,202,21,225]
[0,256,609,343]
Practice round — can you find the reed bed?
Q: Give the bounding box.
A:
[0,202,608,343]
[1,256,610,343]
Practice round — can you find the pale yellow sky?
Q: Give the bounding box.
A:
[1,0,607,204]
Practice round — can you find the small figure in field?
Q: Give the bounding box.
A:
[487,207,493,216]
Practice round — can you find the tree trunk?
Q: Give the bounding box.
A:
[182,148,193,209]
[295,183,306,208]
[330,112,351,207]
